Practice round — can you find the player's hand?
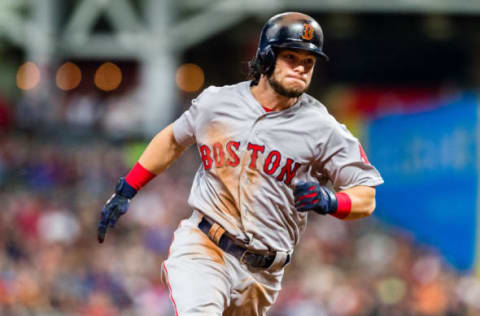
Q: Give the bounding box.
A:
[294,181,337,215]
[97,177,137,243]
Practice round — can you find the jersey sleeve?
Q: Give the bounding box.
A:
[317,122,384,191]
[172,89,209,147]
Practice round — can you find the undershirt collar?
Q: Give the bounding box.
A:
[262,105,274,112]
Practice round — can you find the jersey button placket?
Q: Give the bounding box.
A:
[254,121,261,136]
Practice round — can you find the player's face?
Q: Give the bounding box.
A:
[268,49,316,98]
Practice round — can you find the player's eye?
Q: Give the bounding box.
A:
[304,59,315,67]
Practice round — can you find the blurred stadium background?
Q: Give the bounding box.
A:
[1,0,480,315]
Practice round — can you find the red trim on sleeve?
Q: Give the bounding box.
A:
[332,192,352,219]
[359,144,370,164]
[125,162,156,190]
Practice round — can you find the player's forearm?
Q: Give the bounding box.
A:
[138,123,186,174]
[122,124,187,192]
[98,125,187,243]
[338,185,376,220]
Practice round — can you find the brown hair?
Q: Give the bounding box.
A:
[246,48,277,85]
[246,56,262,86]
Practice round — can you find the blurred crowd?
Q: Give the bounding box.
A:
[1,94,480,316]
[0,132,191,316]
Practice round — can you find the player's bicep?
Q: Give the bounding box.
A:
[328,158,380,191]
[172,88,214,147]
[138,124,188,174]
[173,110,196,147]
[317,125,382,191]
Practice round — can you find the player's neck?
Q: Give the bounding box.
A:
[251,77,298,111]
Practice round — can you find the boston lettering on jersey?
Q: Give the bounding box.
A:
[199,141,301,185]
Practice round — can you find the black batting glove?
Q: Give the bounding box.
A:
[294,181,338,215]
[97,177,137,243]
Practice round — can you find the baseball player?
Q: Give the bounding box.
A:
[97,12,383,316]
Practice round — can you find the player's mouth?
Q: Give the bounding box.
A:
[287,75,306,83]
[286,77,307,89]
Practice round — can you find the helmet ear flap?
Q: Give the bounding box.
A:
[256,45,276,74]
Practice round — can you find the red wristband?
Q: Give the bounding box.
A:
[125,162,156,190]
[332,192,352,219]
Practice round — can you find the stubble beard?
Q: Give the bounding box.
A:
[267,73,309,98]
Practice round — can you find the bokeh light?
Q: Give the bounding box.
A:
[56,62,82,91]
[376,277,407,305]
[176,63,205,93]
[16,61,41,90]
[94,62,122,91]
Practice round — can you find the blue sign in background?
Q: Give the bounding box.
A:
[367,94,478,270]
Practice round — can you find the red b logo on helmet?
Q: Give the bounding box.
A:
[301,23,314,41]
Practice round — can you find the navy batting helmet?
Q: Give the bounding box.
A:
[255,12,329,74]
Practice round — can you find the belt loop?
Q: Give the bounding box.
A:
[239,251,249,265]
[268,251,290,271]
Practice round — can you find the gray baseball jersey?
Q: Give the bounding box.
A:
[173,80,383,253]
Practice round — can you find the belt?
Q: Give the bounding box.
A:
[198,217,290,270]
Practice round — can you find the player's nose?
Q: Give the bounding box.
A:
[293,64,305,73]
